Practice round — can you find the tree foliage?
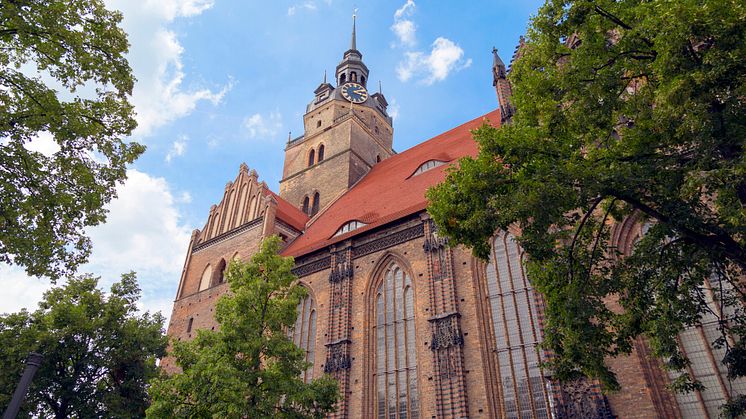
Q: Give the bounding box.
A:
[0,0,143,280]
[428,0,746,415]
[147,236,339,418]
[0,273,167,418]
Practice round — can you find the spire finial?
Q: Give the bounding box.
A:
[379,80,382,94]
[323,70,327,84]
[351,9,358,50]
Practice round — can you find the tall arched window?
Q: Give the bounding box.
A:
[317,144,325,162]
[311,192,320,216]
[485,231,551,419]
[214,259,227,285]
[302,196,310,215]
[199,264,212,292]
[308,149,315,167]
[292,292,317,382]
[374,262,419,419]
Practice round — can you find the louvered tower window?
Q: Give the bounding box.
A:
[374,262,419,419]
[486,232,552,419]
[292,293,317,382]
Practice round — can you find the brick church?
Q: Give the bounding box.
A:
[164,18,740,419]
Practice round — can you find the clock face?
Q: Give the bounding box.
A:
[340,82,368,104]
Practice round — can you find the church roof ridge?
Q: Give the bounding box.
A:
[282,108,502,257]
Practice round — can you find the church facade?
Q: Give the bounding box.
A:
[164,21,738,419]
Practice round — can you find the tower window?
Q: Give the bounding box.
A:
[318,144,325,162]
[376,155,381,163]
[340,74,346,84]
[308,149,315,167]
[350,71,357,82]
[311,192,320,216]
[317,120,322,128]
[361,75,365,86]
[186,317,193,333]
[302,196,310,215]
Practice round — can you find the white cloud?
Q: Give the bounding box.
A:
[23,131,60,157]
[165,136,187,162]
[388,98,400,121]
[0,266,54,315]
[105,0,230,137]
[243,111,283,140]
[397,37,471,85]
[0,169,193,325]
[391,0,417,47]
[288,1,318,16]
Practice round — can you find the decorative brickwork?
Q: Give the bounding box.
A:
[424,219,469,419]
[325,247,354,418]
[555,378,614,419]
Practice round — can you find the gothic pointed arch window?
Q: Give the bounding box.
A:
[308,149,315,167]
[213,258,227,285]
[302,196,310,215]
[311,192,320,216]
[484,231,551,419]
[317,144,325,162]
[373,261,419,419]
[199,264,212,292]
[291,290,317,382]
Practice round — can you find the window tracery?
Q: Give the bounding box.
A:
[292,293,317,382]
[485,232,551,419]
[374,262,419,419]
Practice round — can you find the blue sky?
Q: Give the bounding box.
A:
[1,0,544,321]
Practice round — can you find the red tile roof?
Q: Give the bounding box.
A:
[265,189,309,231]
[282,108,501,257]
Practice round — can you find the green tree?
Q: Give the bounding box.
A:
[428,0,746,416]
[1,0,143,280]
[0,273,167,418]
[147,236,339,418]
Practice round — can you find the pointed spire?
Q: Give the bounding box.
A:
[492,47,506,69]
[378,80,382,94]
[351,9,358,51]
[323,70,327,84]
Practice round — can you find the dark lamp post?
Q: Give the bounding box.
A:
[2,352,43,419]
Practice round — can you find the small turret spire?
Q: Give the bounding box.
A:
[351,9,358,51]
[323,70,327,84]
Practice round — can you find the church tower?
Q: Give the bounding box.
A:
[279,15,394,218]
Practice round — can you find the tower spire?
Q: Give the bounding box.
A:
[492,46,515,123]
[351,9,358,51]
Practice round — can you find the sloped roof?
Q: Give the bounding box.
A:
[282,108,501,257]
[264,189,309,232]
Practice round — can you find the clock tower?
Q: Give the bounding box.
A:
[279,15,394,219]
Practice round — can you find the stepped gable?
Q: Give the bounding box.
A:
[194,165,309,246]
[282,108,501,257]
